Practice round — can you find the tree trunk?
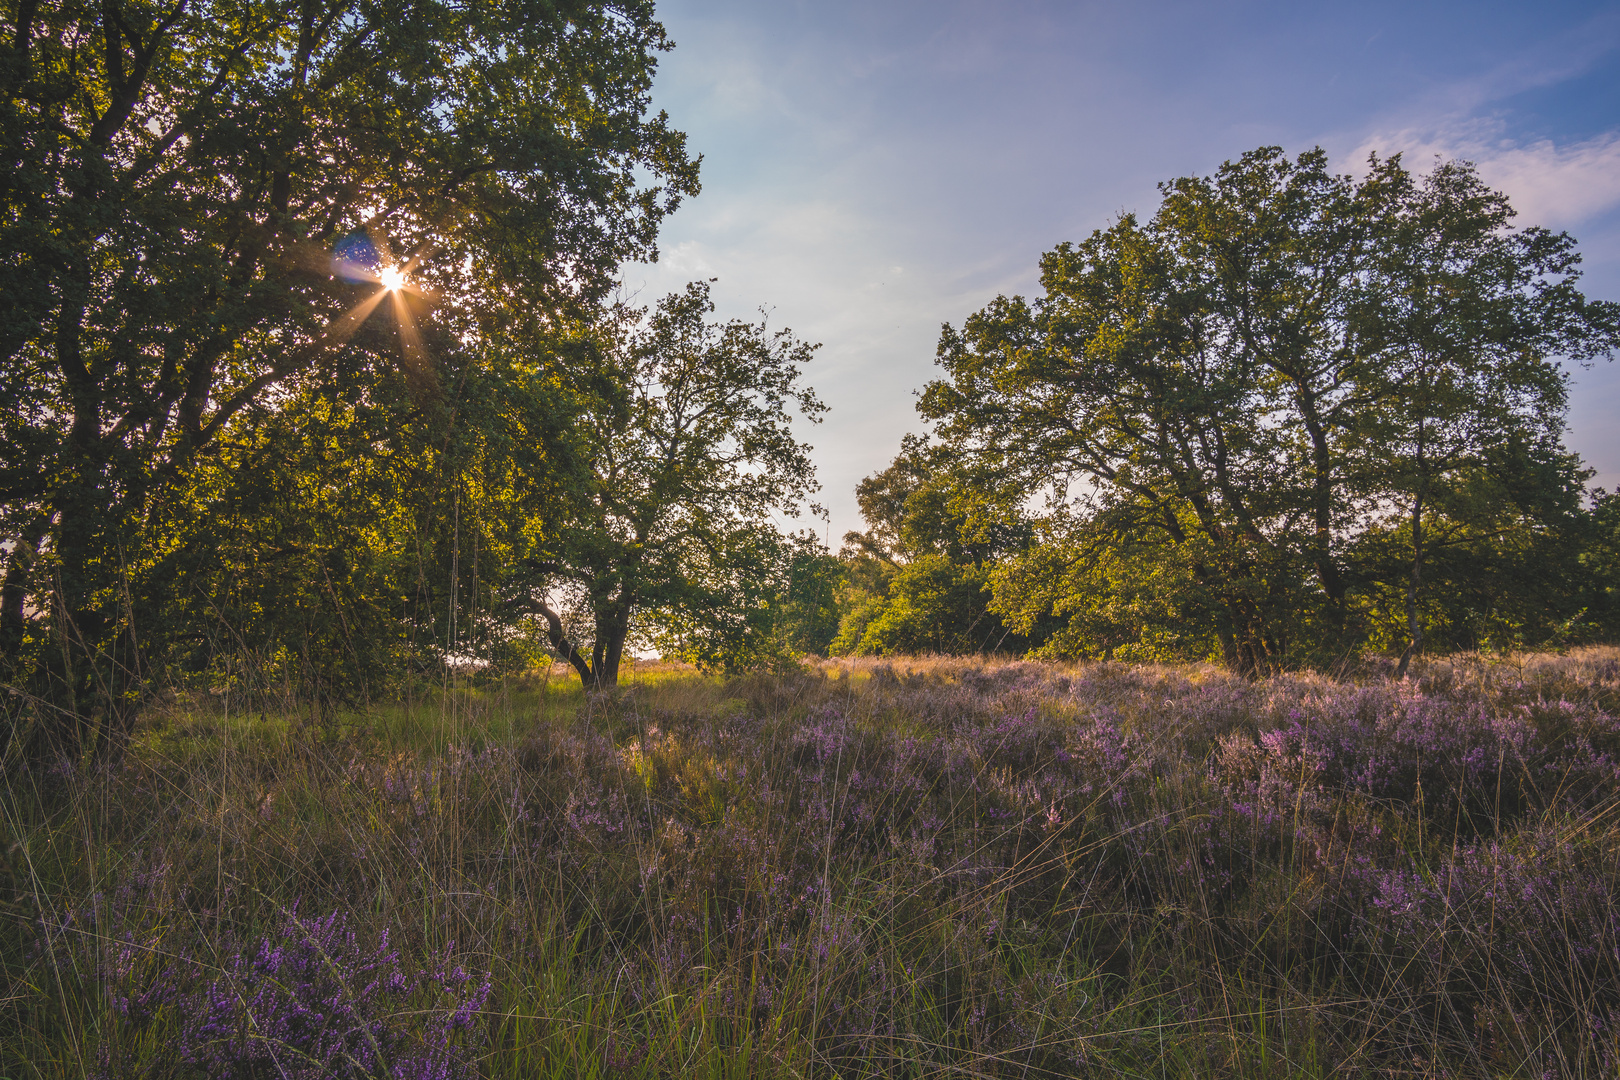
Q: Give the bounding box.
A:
[536,598,595,686]
[1294,395,1349,610]
[1395,408,1430,681]
[592,610,630,689]
[28,492,109,764]
[1395,489,1425,680]
[0,521,47,766]
[90,602,147,768]
[1229,607,1272,680]
[0,520,46,665]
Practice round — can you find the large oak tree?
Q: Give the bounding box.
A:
[1,0,698,761]
[921,148,1619,674]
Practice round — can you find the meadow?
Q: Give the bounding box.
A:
[4,650,1619,1078]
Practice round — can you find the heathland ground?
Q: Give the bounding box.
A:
[5,651,1620,1078]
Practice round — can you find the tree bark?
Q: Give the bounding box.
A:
[1396,488,1425,680]
[534,598,595,686]
[595,614,628,688]
[1297,396,1350,621]
[0,520,46,665]
[1396,405,1430,681]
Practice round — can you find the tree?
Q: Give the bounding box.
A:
[131,339,578,724]
[1339,435,1614,657]
[772,531,844,658]
[986,500,1249,665]
[1344,158,1602,674]
[0,0,698,761]
[501,281,824,688]
[920,147,1619,674]
[831,435,1040,656]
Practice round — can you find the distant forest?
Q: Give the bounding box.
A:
[3,0,1619,767]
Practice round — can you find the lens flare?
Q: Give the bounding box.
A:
[306,237,441,394]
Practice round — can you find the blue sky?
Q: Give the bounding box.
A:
[623,0,1620,542]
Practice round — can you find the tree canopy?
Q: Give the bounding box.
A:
[1,0,699,760]
[828,435,1046,657]
[495,280,825,687]
[920,147,1620,673]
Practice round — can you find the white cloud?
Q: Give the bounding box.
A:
[1353,122,1620,230]
[656,240,715,279]
[1469,134,1620,230]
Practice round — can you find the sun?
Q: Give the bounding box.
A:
[309,245,436,381]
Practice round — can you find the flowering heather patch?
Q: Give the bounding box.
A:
[44,891,489,1079]
[171,910,488,1080]
[4,650,1620,1077]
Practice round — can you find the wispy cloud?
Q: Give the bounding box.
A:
[1352,121,1620,230]
[1337,6,1620,231]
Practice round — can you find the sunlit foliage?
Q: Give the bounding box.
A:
[0,0,699,761]
[920,148,1620,673]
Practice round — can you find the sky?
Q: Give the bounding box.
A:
[621,0,1620,544]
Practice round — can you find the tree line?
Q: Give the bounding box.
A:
[3,2,1616,770]
[832,148,1620,676]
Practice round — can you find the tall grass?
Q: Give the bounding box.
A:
[4,650,1619,1077]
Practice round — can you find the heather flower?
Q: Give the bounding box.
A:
[99,909,489,1080]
